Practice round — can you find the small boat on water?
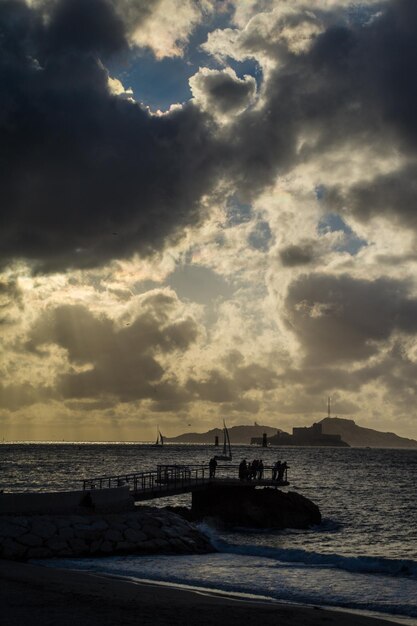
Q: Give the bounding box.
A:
[214,420,232,461]
[154,428,164,446]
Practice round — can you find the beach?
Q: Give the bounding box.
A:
[0,560,402,626]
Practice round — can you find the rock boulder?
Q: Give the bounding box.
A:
[191,486,321,529]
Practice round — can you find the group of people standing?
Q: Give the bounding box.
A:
[208,457,289,482]
[238,458,264,480]
[272,460,288,482]
[238,458,288,482]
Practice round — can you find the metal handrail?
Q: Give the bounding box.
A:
[82,463,288,492]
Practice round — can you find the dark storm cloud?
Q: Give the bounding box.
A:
[324,164,417,230]
[302,0,417,228]
[277,275,417,413]
[0,0,215,272]
[279,242,316,267]
[26,294,198,402]
[214,0,417,222]
[191,68,257,116]
[148,379,191,413]
[44,0,127,57]
[3,0,417,271]
[285,273,417,364]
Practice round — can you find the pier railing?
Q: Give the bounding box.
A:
[82,463,288,496]
[82,464,208,493]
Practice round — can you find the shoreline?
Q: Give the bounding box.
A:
[101,573,417,626]
[0,559,412,626]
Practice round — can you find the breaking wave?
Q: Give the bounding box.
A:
[203,530,417,579]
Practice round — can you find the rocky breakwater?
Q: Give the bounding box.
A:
[0,507,214,561]
[191,486,321,529]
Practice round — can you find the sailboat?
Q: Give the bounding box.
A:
[214,420,232,461]
[154,427,164,447]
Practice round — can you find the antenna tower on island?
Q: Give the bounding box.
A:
[327,396,331,418]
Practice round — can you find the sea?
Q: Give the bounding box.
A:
[1,443,417,624]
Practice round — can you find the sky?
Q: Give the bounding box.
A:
[2,0,417,442]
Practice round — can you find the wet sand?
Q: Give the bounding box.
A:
[0,559,401,626]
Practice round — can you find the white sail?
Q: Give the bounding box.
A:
[154,427,164,446]
[215,421,232,460]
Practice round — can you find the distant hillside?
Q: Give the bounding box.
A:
[166,424,279,445]
[166,418,417,448]
[320,417,417,448]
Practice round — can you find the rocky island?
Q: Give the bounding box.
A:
[172,486,321,529]
[167,418,417,448]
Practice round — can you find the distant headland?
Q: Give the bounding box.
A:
[166,418,417,448]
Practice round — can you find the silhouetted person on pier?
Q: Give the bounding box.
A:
[251,459,258,479]
[272,460,281,481]
[258,459,264,480]
[247,461,252,479]
[209,457,217,478]
[239,459,247,480]
[278,461,288,482]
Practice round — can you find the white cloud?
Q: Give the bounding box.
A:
[127,0,210,58]
[107,76,134,100]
